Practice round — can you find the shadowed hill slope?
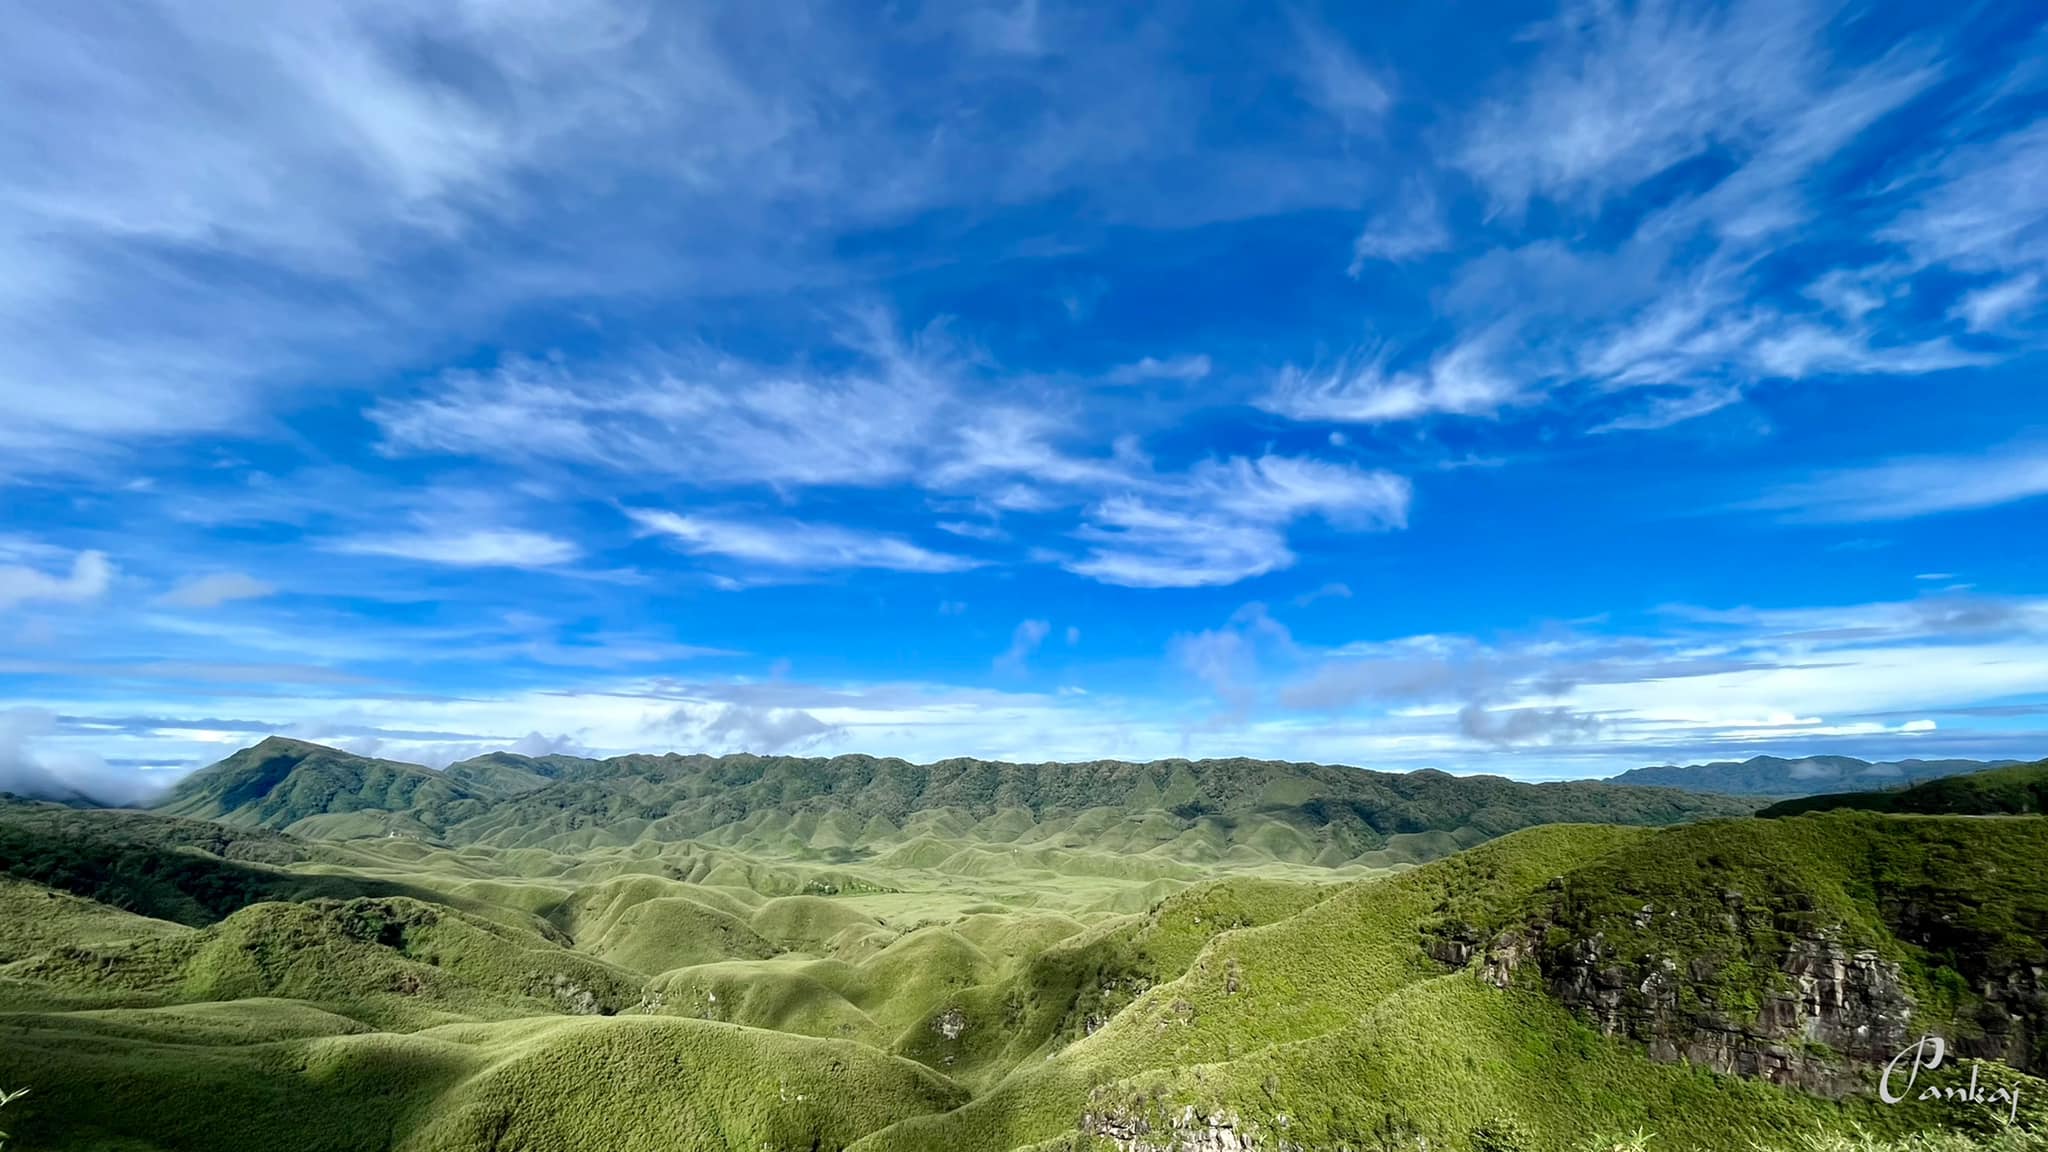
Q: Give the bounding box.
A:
[1758,759,2048,817]
[153,738,1753,868]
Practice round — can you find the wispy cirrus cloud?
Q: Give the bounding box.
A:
[1260,335,1520,424]
[329,529,581,569]
[1287,12,1393,131]
[628,509,981,574]
[1263,0,2013,436]
[1453,0,1835,215]
[372,313,957,491]
[1064,455,1411,588]
[1747,443,2048,522]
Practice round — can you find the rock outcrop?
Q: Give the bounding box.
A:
[1440,883,2044,1097]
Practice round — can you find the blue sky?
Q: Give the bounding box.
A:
[4,0,2048,799]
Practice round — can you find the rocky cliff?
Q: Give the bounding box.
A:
[1425,817,2048,1099]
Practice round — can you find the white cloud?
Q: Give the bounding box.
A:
[1067,502,1297,588]
[1750,443,2048,522]
[1950,273,2041,333]
[330,529,581,568]
[374,315,956,490]
[1064,456,1410,588]
[5,3,1390,466]
[156,572,277,609]
[1590,384,1744,433]
[666,702,842,756]
[1885,121,2048,277]
[1221,590,2048,762]
[1455,0,1833,215]
[21,589,2048,785]
[935,520,1008,542]
[995,619,1052,673]
[1293,582,1352,607]
[1349,180,1451,271]
[1262,336,1520,424]
[0,1,662,460]
[1106,354,1212,384]
[1,707,167,806]
[629,509,980,574]
[1170,603,1296,716]
[1273,0,1959,438]
[1747,325,1985,379]
[0,547,112,610]
[1289,16,1392,130]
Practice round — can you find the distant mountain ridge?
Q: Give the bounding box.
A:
[1606,753,2022,797]
[154,737,1753,869]
[1758,758,2048,817]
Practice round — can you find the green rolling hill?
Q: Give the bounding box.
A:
[0,740,2041,1151]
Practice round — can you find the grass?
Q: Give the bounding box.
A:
[1,776,2042,1151]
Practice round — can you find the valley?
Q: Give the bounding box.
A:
[0,743,2042,1151]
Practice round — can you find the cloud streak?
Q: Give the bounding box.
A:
[1749,443,2048,522]
[629,509,980,574]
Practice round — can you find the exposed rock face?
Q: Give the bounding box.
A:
[1082,1103,1292,1152]
[533,971,603,1015]
[1960,963,2046,1070]
[1446,887,2044,1098]
[1501,923,1913,1096]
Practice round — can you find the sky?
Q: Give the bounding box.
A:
[3,0,2047,801]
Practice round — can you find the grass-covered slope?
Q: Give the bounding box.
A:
[153,739,1753,869]
[8,765,2043,1152]
[0,797,443,927]
[850,815,2048,1152]
[1759,759,2048,817]
[1432,812,2048,1082]
[156,737,471,831]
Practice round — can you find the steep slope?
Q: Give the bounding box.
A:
[854,814,2048,1152]
[157,740,1753,868]
[1611,755,2021,797]
[1759,759,2048,817]
[0,797,443,927]
[156,737,475,832]
[1436,812,2048,1089]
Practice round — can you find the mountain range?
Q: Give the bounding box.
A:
[1605,754,2022,796]
[153,736,1755,869]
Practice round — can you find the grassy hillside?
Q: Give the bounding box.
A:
[150,738,1752,869]
[1759,760,2048,818]
[2,754,2039,1150]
